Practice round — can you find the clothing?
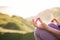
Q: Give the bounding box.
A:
[58,25,60,28]
[34,23,60,40]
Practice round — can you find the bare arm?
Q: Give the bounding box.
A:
[45,25,60,38]
[32,18,60,38]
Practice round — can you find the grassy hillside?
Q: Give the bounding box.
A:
[0,13,35,40]
[0,32,34,40]
[0,13,34,32]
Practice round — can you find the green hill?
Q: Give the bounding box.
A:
[0,13,35,40]
[0,32,34,40]
[0,13,34,32]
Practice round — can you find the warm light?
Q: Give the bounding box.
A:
[0,0,60,18]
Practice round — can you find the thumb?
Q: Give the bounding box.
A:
[36,18,43,24]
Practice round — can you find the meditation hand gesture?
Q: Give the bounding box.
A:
[32,18,48,30]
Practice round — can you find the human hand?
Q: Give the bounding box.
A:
[32,18,48,30]
[51,18,58,23]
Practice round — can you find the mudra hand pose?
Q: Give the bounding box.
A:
[32,18,60,40]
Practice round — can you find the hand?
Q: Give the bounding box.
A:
[51,18,58,23]
[51,18,60,25]
[32,18,48,30]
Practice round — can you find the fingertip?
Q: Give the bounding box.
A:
[37,18,43,23]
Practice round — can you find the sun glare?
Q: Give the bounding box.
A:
[0,0,60,18]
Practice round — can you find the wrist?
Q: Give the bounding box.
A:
[45,26,50,31]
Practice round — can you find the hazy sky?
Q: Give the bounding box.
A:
[0,0,60,18]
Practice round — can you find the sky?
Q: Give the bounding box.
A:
[0,0,60,18]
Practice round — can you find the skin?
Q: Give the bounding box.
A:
[32,18,60,38]
[51,18,60,25]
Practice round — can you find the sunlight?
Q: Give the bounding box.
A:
[0,0,60,18]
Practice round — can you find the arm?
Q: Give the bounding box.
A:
[45,25,60,38]
[32,18,60,38]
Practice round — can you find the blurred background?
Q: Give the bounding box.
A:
[0,0,60,40]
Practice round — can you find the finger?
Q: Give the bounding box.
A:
[32,18,43,28]
[36,18,43,23]
[34,18,42,27]
[54,19,58,22]
[51,19,54,22]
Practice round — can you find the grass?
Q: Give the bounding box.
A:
[0,32,34,40]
